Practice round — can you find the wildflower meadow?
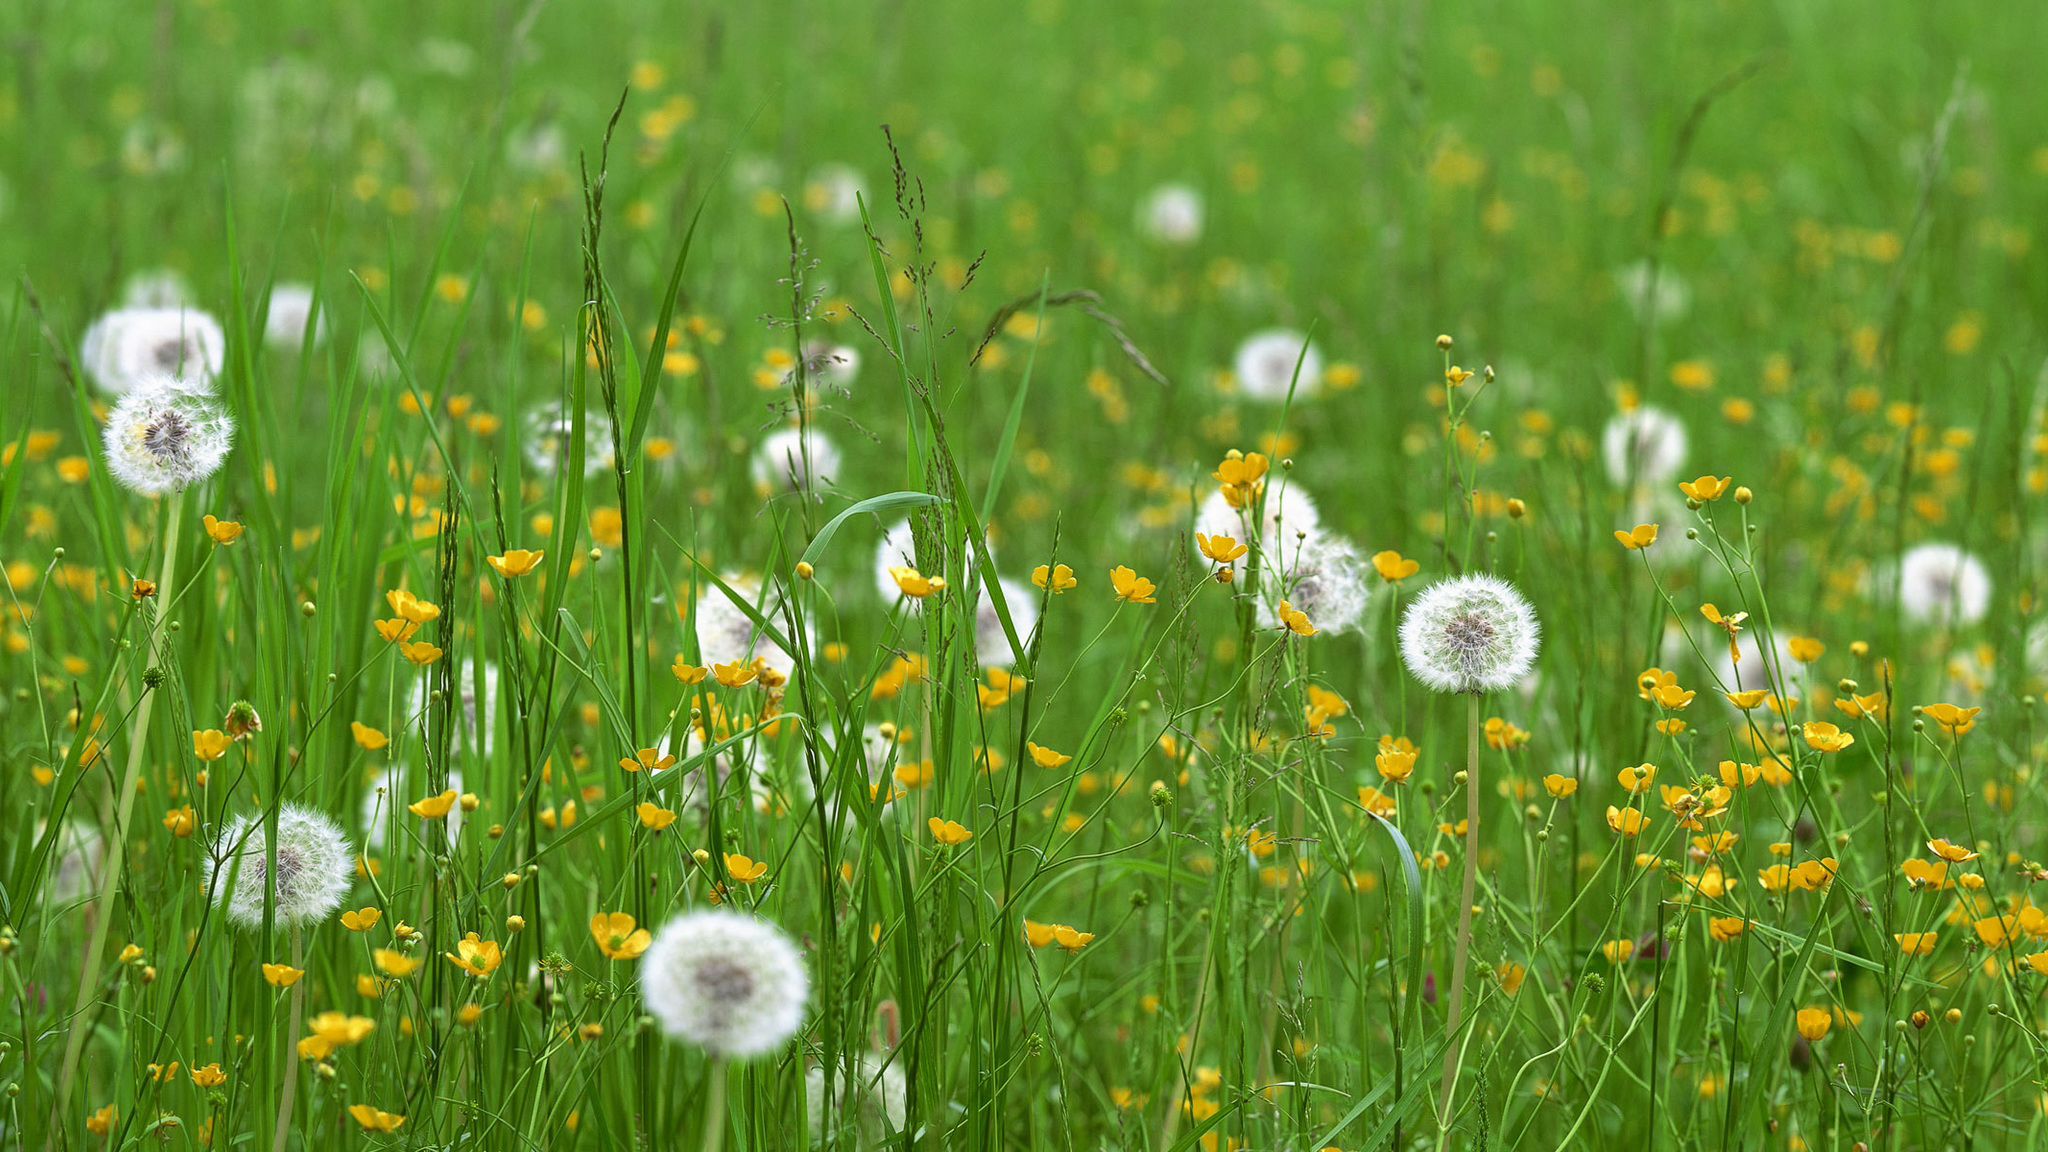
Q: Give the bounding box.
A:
[5,2,2048,1149]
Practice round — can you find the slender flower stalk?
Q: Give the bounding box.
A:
[1436,694,1482,1146]
[51,490,186,1137]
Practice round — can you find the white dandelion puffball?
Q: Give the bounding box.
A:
[522,401,616,477]
[263,282,326,352]
[207,804,354,928]
[807,1053,908,1143]
[751,426,840,493]
[1898,542,1991,627]
[1267,534,1369,635]
[360,766,466,851]
[803,342,861,391]
[1138,183,1204,246]
[805,164,866,225]
[120,269,194,309]
[694,576,794,679]
[1601,405,1688,486]
[80,307,226,396]
[1613,260,1690,325]
[1232,329,1323,403]
[103,380,235,497]
[1399,573,1541,694]
[1193,483,1323,568]
[976,576,1039,664]
[641,909,809,1058]
[873,518,921,602]
[38,821,107,906]
[409,659,499,760]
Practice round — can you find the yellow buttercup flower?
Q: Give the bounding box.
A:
[672,656,708,684]
[1028,742,1072,768]
[929,817,972,846]
[619,747,678,773]
[1801,721,1854,752]
[888,565,947,598]
[341,907,383,932]
[724,853,768,883]
[1678,475,1731,502]
[1542,774,1577,798]
[408,789,458,818]
[1277,600,1316,636]
[590,912,653,960]
[262,963,305,987]
[1031,563,1078,593]
[712,661,758,688]
[1196,533,1248,565]
[1795,1008,1831,1042]
[486,548,545,578]
[348,1105,406,1132]
[636,802,677,830]
[1371,550,1420,581]
[351,721,389,750]
[191,729,231,761]
[203,514,244,544]
[400,640,444,666]
[1613,523,1658,550]
[373,948,420,977]
[445,932,503,977]
[1110,565,1157,604]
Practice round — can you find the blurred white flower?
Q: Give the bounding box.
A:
[1231,329,1323,402]
[80,307,226,396]
[1138,183,1204,246]
[807,1053,907,1145]
[1898,542,1991,628]
[641,909,809,1058]
[1601,405,1687,486]
[693,576,794,679]
[360,766,466,851]
[121,269,194,309]
[102,380,235,496]
[975,576,1038,665]
[409,658,499,760]
[803,342,861,391]
[264,282,326,352]
[1193,483,1323,569]
[805,164,866,225]
[1614,260,1690,325]
[523,401,616,477]
[751,426,840,493]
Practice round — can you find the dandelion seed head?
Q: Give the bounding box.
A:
[807,1053,908,1143]
[1898,542,1990,627]
[1601,405,1687,486]
[103,380,235,497]
[1267,534,1369,635]
[1399,573,1540,694]
[1138,183,1204,246]
[693,576,793,678]
[640,909,809,1058]
[81,307,226,396]
[750,426,839,493]
[263,282,326,352]
[1231,329,1323,403]
[359,766,466,851]
[207,803,354,928]
[522,401,615,477]
[1193,483,1323,566]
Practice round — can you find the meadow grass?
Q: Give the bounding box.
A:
[3,1,2048,1149]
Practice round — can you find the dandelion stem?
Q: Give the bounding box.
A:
[1436,692,1482,1147]
[702,1058,728,1152]
[50,488,185,1142]
[272,923,306,1152]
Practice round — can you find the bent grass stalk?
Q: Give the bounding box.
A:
[1435,692,1481,1147]
[49,487,185,1139]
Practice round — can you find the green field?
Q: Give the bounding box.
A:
[4,2,2048,1149]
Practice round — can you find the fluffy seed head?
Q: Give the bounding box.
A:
[207,803,354,928]
[1193,483,1323,568]
[522,401,615,477]
[263,282,326,352]
[1231,329,1323,402]
[1601,405,1688,486]
[1898,542,1991,627]
[693,576,794,679]
[1137,183,1204,246]
[750,425,840,493]
[807,1053,908,1143]
[102,380,235,497]
[1399,573,1541,694]
[80,307,225,395]
[640,909,809,1058]
[1268,534,1369,635]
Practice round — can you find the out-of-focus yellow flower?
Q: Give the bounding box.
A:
[348,1105,406,1132]
[351,721,389,750]
[192,729,231,761]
